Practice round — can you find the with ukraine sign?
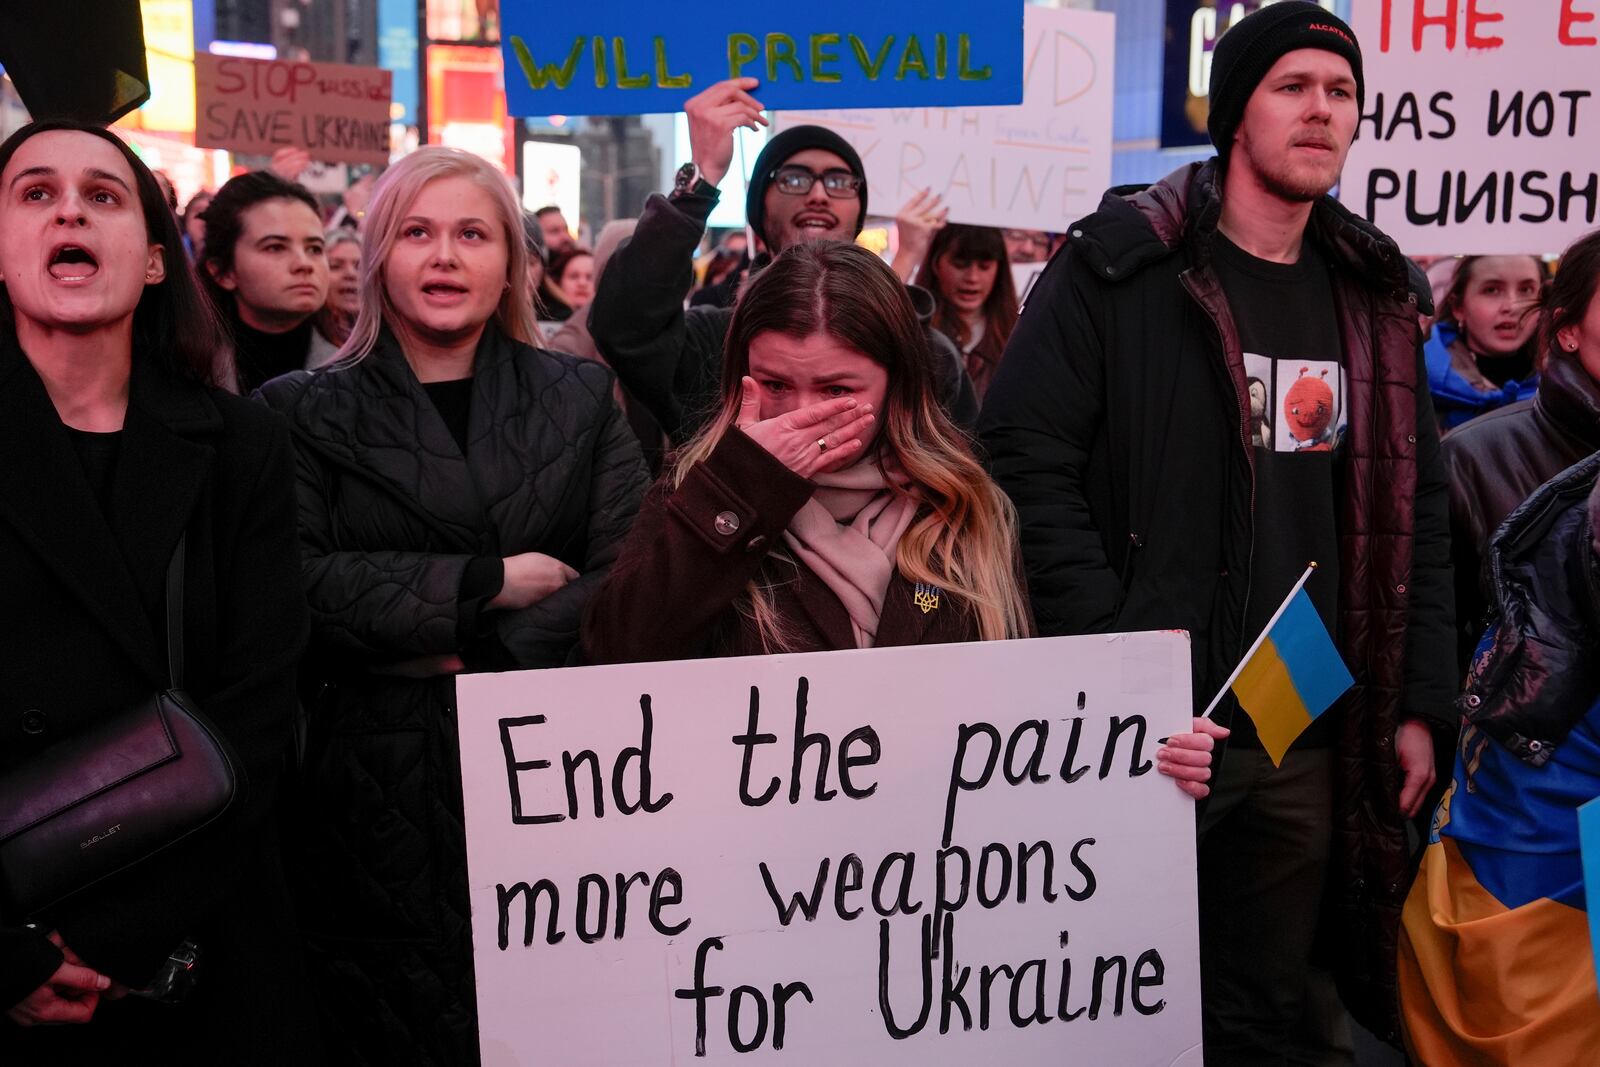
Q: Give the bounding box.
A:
[497,0,1026,116]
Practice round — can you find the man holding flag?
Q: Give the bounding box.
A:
[981,3,1455,1062]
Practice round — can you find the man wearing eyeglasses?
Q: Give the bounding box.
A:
[590,77,978,446]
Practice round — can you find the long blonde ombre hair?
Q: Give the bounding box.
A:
[333,146,539,363]
[673,241,1032,648]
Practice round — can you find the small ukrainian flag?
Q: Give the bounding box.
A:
[1208,564,1355,766]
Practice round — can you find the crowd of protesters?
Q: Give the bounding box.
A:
[2,3,1598,1065]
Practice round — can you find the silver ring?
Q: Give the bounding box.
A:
[817,437,829,453]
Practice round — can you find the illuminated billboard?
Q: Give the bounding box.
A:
[427,0,499,43]
[426,44,514,173]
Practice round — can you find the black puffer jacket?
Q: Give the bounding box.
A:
[1461,450,1600,766]
[1441,356,1600,668]
[589,187,979,445]
[256,325,648,1066]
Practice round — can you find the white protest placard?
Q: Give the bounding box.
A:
[773,7,1114,232]
[457,633,1203,1065]
[1342,0,1600,256]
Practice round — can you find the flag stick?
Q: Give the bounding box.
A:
[1202,561,1319,718]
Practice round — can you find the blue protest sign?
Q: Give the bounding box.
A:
[498,2,1024,117]
[1581,796,1600,988]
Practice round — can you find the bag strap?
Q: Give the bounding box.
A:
[166,532,186,690]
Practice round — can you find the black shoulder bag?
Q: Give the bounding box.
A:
[0,534,243,917]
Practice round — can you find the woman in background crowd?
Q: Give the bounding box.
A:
[546,220,669,472]
[582,242,1220,792]
[1425,254,1545,430]
[0,119,316,1062]
[197,171,335,392]
[919,224,1019,401]
[317,229,361,349]
[1442,230,1600,667]
[180,191,211,261]
[257,145,647,1066]
[549,246,596,310]
[1399,454,1600,1065]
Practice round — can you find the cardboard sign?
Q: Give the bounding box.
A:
[775,7,1113,232]
[457,633,1204,1065]
[1342,0,1600,256]
[194,53,393,166]
[497,0,1026,117]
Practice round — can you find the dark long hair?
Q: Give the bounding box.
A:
[918,224,1018,398]
[196,169,321,322]
[0,120,231,389]
[1439,254,1547,365]
[1540,230,1600,370]
[672,241,1030,646]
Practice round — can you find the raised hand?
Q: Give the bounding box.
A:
[684,78,769,188]
[735,377,876,479]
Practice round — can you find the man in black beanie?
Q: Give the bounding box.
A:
[590,78,976,444]
[982,2,1454,1061]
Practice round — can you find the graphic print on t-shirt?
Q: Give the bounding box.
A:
[1243,353,1347,454]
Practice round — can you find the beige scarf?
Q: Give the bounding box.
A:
[782,461,918,648]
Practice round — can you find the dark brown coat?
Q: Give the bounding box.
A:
[583,430,981,663]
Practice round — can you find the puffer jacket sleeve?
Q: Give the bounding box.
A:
[1402,347,1461,728]
[979,252,1122,636]
[587,190,726,444]
[492,390,650,666]
[582,429,814,663]
[292,433,475,661]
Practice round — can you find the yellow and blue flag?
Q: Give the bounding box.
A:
[1230,584,1354,766]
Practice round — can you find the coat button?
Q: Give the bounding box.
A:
[20,708,45,735]
[1465,694,1482,708]
[713,511,741,536]
[744,535,768,553]
[1395,583,1407,595]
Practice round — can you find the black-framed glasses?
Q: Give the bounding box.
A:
[770,165,863,199]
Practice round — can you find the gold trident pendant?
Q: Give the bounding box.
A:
[913,583,941,614]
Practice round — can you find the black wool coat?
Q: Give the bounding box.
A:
[256,325,648,1067]
[0,340,317,1063]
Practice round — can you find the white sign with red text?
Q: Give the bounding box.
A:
[1342,0,1600,256]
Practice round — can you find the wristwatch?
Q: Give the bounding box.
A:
[672,161,719,200]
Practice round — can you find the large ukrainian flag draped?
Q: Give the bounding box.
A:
[1223,570,1354,766]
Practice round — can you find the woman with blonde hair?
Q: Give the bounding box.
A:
[581,243,1223,803]
[257,146,648,1064]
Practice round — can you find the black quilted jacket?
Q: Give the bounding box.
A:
[1461,450,1600,767]
[256,325,648,1065]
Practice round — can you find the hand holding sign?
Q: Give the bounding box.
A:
[1157,717,1230,800]
[685,77,769,188]
[736,378,874,478]
[889,188,949,282]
